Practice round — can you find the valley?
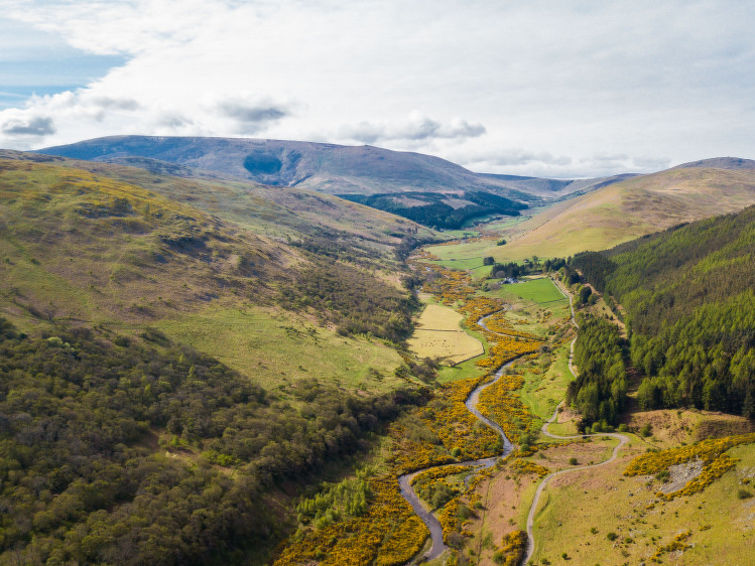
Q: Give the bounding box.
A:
[2,3,753,564]
[0,144,752,566]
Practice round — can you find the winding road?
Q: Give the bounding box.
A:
[521,281,629,565]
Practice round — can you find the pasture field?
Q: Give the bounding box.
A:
[408,303,484,365]
[425,238,494,263]
[530,441,755,565]
[435,355,487,383]
[519,343,573,424]
[155,306,404,394]
[431,256,486,271]
[493,277,566,304]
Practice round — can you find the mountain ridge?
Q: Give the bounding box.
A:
[36,135,627,202]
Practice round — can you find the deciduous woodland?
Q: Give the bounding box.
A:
[0,318,427,564]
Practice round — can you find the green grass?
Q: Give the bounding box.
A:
[546,420,579,436]
[531,441,755,565]
[154,306,404,395]
[425,238,494,262]
[493,278,566,304]
[431,256,486,270]
[519,343,573,424]
[436,355,487,384]
[433,229,481,239]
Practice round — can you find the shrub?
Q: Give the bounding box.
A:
[737,488,752,499]
[606,532,618,541]
[655,470,670,483]
[569,457,579,465]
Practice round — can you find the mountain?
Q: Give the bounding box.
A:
[479,159,755,260]
[673,156,755,170]
[36,136,630,228]
[37,135,618,198]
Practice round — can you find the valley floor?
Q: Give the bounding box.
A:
[273,254,755,566]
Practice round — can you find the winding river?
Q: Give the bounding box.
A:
[397,311,519,562]
[400,280,629,565]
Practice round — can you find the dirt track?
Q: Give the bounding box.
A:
[522,281,629,565]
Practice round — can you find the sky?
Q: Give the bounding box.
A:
[0,0,753,178]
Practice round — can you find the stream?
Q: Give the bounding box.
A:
[397,313,518,562]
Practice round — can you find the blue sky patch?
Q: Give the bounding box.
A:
[0,18,127,109]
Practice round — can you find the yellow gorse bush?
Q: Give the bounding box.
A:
[275,260,544,564]
[650,530,692,563]
[494,530,528,566]
[624,432,755,499]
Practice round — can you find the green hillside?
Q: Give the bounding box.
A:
[570,206,754,422]
[427,163,755,262]
[0,155,438,562]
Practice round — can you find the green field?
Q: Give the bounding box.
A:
[519,343,573,424]
[493,277,567,304]
[426,239,493,263]
[154,306,404,395]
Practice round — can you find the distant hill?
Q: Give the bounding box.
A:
[673,156,755,170]
[0,148,432,252]
[483,160,755,260]
[36,136,630,227]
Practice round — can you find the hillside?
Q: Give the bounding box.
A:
[570,206,754,424]
[426,159,755,262]
[0,149,432,250]
[0,152,448,562]
[35,136,631,228]
[0,151,432,377]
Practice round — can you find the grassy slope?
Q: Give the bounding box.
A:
[531,441,755,565]
[154,306,404,394]
[0,158,408,395]
[425,166,755,263]
[0,160,288,323]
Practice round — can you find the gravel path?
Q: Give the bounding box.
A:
[522,281,630,565]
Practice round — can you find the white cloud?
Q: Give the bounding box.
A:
[1,115,55,136]
[0,0,753,177]
[339,113,485,144]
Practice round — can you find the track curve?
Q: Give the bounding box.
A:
[522,281,629,565]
